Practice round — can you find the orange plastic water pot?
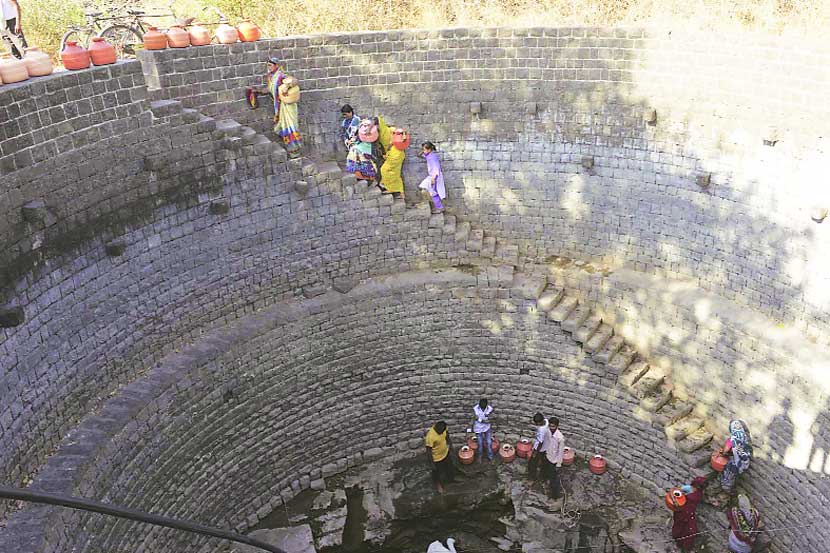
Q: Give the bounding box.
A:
[665,488,687,512]
[562,447,575,466]
[188,24,211,46]
[589,455,607,475]
[215,21,239,44]
[143,27,167,50]
[60,41,90,70]
[23,47,53,76]
[0,54,28,83]
[516,438,533,459]
[499,443,516,463]
[89,37,117,66]
[458,446,475,465]
[237,18,261,42]
[167,25,190,48]
[711,451,729,472]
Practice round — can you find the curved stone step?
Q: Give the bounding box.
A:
[592,333,623,363]
[573,314,602,344]
[628,366,666,399]
[653,399,694,428]
[549,295,577,322]
[562,304,592,333]
[640,382,672,412]
[239,127,258,145]
[665,413,705,441]
[537,286,564,312]
[619,360,650,389]
[677,428,714,453]
[511,273,547,300]
[584,323,613,354]
[608,343,637,373]
[215,119,244,137]
[682,448,715,469]
[149,99,183,117]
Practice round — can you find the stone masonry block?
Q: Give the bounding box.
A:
[511,273,547,300]
[537,287,564,312]
[561,304,592,333]
[549,295,577,322]
[574,315,602,344]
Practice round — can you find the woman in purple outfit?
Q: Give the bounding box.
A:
[418,141,446,212]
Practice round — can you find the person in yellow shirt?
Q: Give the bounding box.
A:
[424,421,454,493]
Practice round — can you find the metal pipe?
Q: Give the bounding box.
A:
[0,486,287,553]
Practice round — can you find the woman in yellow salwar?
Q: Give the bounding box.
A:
[262,57,303,157]
[380,127,410,197]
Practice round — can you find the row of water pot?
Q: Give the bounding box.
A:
[143,19,261,50]
[0,38,118,84]
[458,435,608,474]
[0,18,263,85]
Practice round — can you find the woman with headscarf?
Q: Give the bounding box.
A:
[346,118,383,182]
[259,57,302,157]
[727,494,761,552]
[671,476,706,552]
[720,419,753,493]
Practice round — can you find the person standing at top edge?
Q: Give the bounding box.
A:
[473,398,495,462]
[425,421,454,493]
[1,0,27,59]
[545,417,565,499]
[528,412,550,479]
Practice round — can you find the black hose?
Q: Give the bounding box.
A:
[0,485,287,553]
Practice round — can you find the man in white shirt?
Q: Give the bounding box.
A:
[528,412,550,479]
[545,416,565,499]
[1,0,27,59]
[472,398,494,462]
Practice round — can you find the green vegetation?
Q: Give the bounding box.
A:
[9,0,830,59]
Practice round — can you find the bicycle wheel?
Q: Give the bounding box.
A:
[99,24,143,59]
[60,29,89,52]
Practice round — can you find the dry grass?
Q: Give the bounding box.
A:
[8,0,830,60]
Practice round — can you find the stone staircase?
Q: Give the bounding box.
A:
[296,157,719,481]
[148,107,719,487]
[299,152,719,484]
[535,282,716,475]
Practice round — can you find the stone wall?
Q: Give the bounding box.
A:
[0,25,829,553]
[139,28,830,344]
[1,270,702,553]
[0,59,478,522]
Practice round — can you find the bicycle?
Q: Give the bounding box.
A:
[59,6,185,59]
